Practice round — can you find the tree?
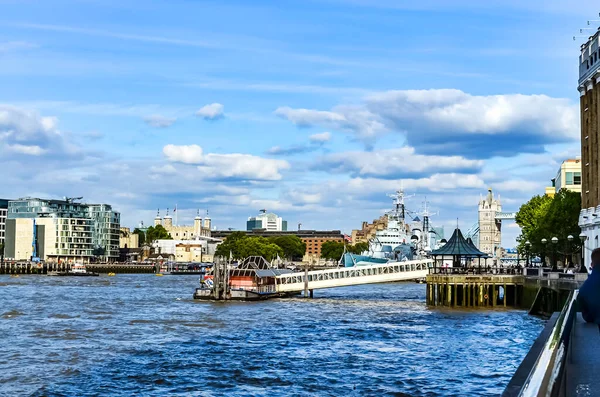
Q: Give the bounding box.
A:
[515,189,581,264]
[268,235,306,260]
[0,242,4,263]
[237,237,284,262]
[515,193,553,254]
[321,241,345,261]
[215,231,247,259]
[145,225,172,242]
[348,242,368,255]
[133,228,146,245]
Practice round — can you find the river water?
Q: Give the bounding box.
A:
[0,275,544,396]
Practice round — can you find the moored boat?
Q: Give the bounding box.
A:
[47,263,99,277]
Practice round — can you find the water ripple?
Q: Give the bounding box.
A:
[0,275,543,396]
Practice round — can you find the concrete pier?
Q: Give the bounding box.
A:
[0,262,157,275]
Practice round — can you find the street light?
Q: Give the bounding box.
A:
[541,238,547,268]
[567,235,574,268]
[551,237,558,272]
[579,233,588,273]
[525,240,531,267]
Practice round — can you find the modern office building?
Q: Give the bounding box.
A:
[0,199,8,248]
[578,30,600,269]
[551,158,582,194]
[4,197,120,262]
[246,209,287,232]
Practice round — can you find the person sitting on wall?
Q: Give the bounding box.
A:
[577,248,600,329]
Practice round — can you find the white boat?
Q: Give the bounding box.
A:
[48,263,99,277]
[344,188,443,267]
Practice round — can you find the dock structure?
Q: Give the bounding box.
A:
[427,272,522,307]
[275,259,431,293]
[0,261,157,274]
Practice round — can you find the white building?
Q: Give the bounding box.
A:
[246,209,288,232]
[152,236,222,262]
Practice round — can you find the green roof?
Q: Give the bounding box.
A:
[430,228,489,258]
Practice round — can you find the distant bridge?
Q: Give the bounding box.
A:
[274,259,432,293]
[466,211,517,247]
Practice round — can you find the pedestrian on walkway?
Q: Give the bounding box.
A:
[578,248,600,328]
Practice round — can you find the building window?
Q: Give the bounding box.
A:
[574,172,581,185]
[566,172,574,185]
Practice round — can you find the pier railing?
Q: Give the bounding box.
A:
[275,259,432,292]
[429,267,522,276]
[503,290,578,396]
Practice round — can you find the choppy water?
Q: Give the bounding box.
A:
[0,275,543,396]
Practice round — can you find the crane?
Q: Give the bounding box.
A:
[64,196,83,203]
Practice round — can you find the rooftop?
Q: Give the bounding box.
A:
[430,228,489,258]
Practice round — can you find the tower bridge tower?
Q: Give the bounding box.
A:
[478,188,502,257]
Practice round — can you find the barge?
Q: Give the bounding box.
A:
[193,256,297,301]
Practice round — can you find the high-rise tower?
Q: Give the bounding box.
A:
[578,29,600,269]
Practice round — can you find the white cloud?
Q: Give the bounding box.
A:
[343,173,486,192]
[0,105,79,157]
[315,146,483,178]
[276,89,578,157]
[143,114,176,128]
[163,144,290,181]
[199,153,290,181]
[5,143,46,156]
[309,131,332,143]
[149,164,177,174]
[275,105,385,139]
[196,103,225,120]
[163,144,203,164]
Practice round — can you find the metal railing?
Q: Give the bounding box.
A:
[275,259,432,286]
[429,266,522,275]
[505,290,578,396]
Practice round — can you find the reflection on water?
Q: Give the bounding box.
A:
[0,275,543,396]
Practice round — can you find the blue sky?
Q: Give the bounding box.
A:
[0,0,594,246]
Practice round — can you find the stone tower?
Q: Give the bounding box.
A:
[154,209,161,226]
[194,209,202,237]
[203,210,211,230]
[478,188,502,257]
[163,208,173,229]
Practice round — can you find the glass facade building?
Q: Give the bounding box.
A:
[0,199,8,247]
[6,198,120,261]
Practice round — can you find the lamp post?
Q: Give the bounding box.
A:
[566,235,574,269]
[551,237,558,272]
[579,232,588,273]
[525,240,531,267]
[541,238,547,268]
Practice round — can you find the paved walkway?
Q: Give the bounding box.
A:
[567,313,600,397]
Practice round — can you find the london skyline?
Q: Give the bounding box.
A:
[0,0,591,245]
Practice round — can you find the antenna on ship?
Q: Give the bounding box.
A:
[387,181,414,222]
[419,197,439,252]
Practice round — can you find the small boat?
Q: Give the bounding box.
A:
[107,272,116,277]
[48,263,99,277]
[155,273,164,277]
[10,274,19,278]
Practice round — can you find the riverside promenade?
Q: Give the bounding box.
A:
[499,269,599,396]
